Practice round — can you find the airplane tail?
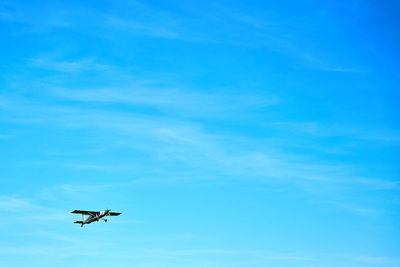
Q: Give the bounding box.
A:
[74,221,84,227]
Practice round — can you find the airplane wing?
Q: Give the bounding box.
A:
[109,212,122,216]
[71,210,97,215]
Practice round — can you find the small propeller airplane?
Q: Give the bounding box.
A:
[71,209,121,227]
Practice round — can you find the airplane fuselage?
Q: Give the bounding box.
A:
[72,209,121,227]
[83,209,110,225]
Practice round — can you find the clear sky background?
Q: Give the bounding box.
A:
[0,0,399,266]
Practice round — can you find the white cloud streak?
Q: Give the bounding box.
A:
[28,58,114,73]
[47,86,277,116]
[1,95,397,195]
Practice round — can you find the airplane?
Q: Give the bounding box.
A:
[71,209,121,227]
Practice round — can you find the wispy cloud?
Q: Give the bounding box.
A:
[0,196,46,211]
[302,53,366,73]
[47,86,277,115]
[28,57,114,73]
[33,161,111,170]
[268,121,400,143]
[335,202,377,215]
[0,196,69,226]
[319,66,365,73]
[0,2,73,29]
[1,96,397,197]
[2,0,367,72]
[108,16,181,40]
[354,256,395,265]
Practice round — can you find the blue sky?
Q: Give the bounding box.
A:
[0,0,399,266]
